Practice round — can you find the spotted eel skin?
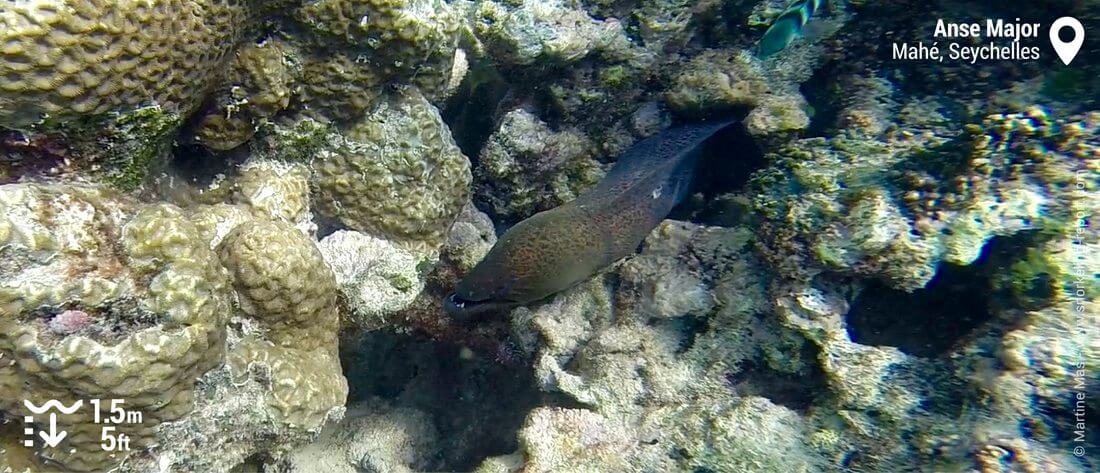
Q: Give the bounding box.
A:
[445,118,737,317]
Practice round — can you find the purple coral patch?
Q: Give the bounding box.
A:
[47,309,93,335]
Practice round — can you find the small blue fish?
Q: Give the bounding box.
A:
[757,0,828,58]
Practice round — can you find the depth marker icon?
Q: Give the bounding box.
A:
[23,399,83,448]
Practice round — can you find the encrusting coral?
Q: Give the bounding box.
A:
[753,106,1097,291]
[285,0,471,126]
[313,89,472,253]
[0,184,232,472]
[108,199,348,472]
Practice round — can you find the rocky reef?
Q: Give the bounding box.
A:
[0,0,1097,472]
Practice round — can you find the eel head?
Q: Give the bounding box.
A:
[444,206,609,319]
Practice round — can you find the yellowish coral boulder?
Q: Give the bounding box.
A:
[0,184,232,471]
[0,0,254,128]
[314,89,472,253]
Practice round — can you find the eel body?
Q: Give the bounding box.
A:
[445,118,736,317]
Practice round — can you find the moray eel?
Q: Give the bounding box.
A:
[445,118,737,318]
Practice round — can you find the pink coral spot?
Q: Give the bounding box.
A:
[48,309,92,335]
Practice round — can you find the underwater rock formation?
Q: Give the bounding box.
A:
[0,0,1095,472]
[754,107,1097,291]
[318,230,428,330]
[472,0,627,67]
[280,399,439,473]
[475,109,604,222]
[666,49,770,117]
[472,221,829,472]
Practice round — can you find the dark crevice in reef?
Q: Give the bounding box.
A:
[847,267,992,358]
[691,121,765,196]
[313,214,347,240]
[229,453,271,473]
[845,233,1046,358]
[164,142,245,191]
[0,129,69,183]
[725,339,828,412]
[441,59,513,161]
[799,67,847,138]
[341,330,543,471]
[669,122,766,225]
[658,314,709,355]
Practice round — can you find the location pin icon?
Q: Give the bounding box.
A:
[1049,17,1084,65]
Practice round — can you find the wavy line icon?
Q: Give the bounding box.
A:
[23,399,83,415]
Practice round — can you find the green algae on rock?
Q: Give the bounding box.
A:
[1,106,182,191]
[753,107,1098,291]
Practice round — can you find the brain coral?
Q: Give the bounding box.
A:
[191,38,301,150]
[216,219,347,427]
[297,51,386,124]
[0,184,232,471]
[314,89,472,253]
[0,0,254,129]
[217,219,339,353]
[295,0,467,100]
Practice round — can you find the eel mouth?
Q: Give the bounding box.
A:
[443,293,515,319]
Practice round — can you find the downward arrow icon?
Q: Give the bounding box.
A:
[38,413,67,448]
